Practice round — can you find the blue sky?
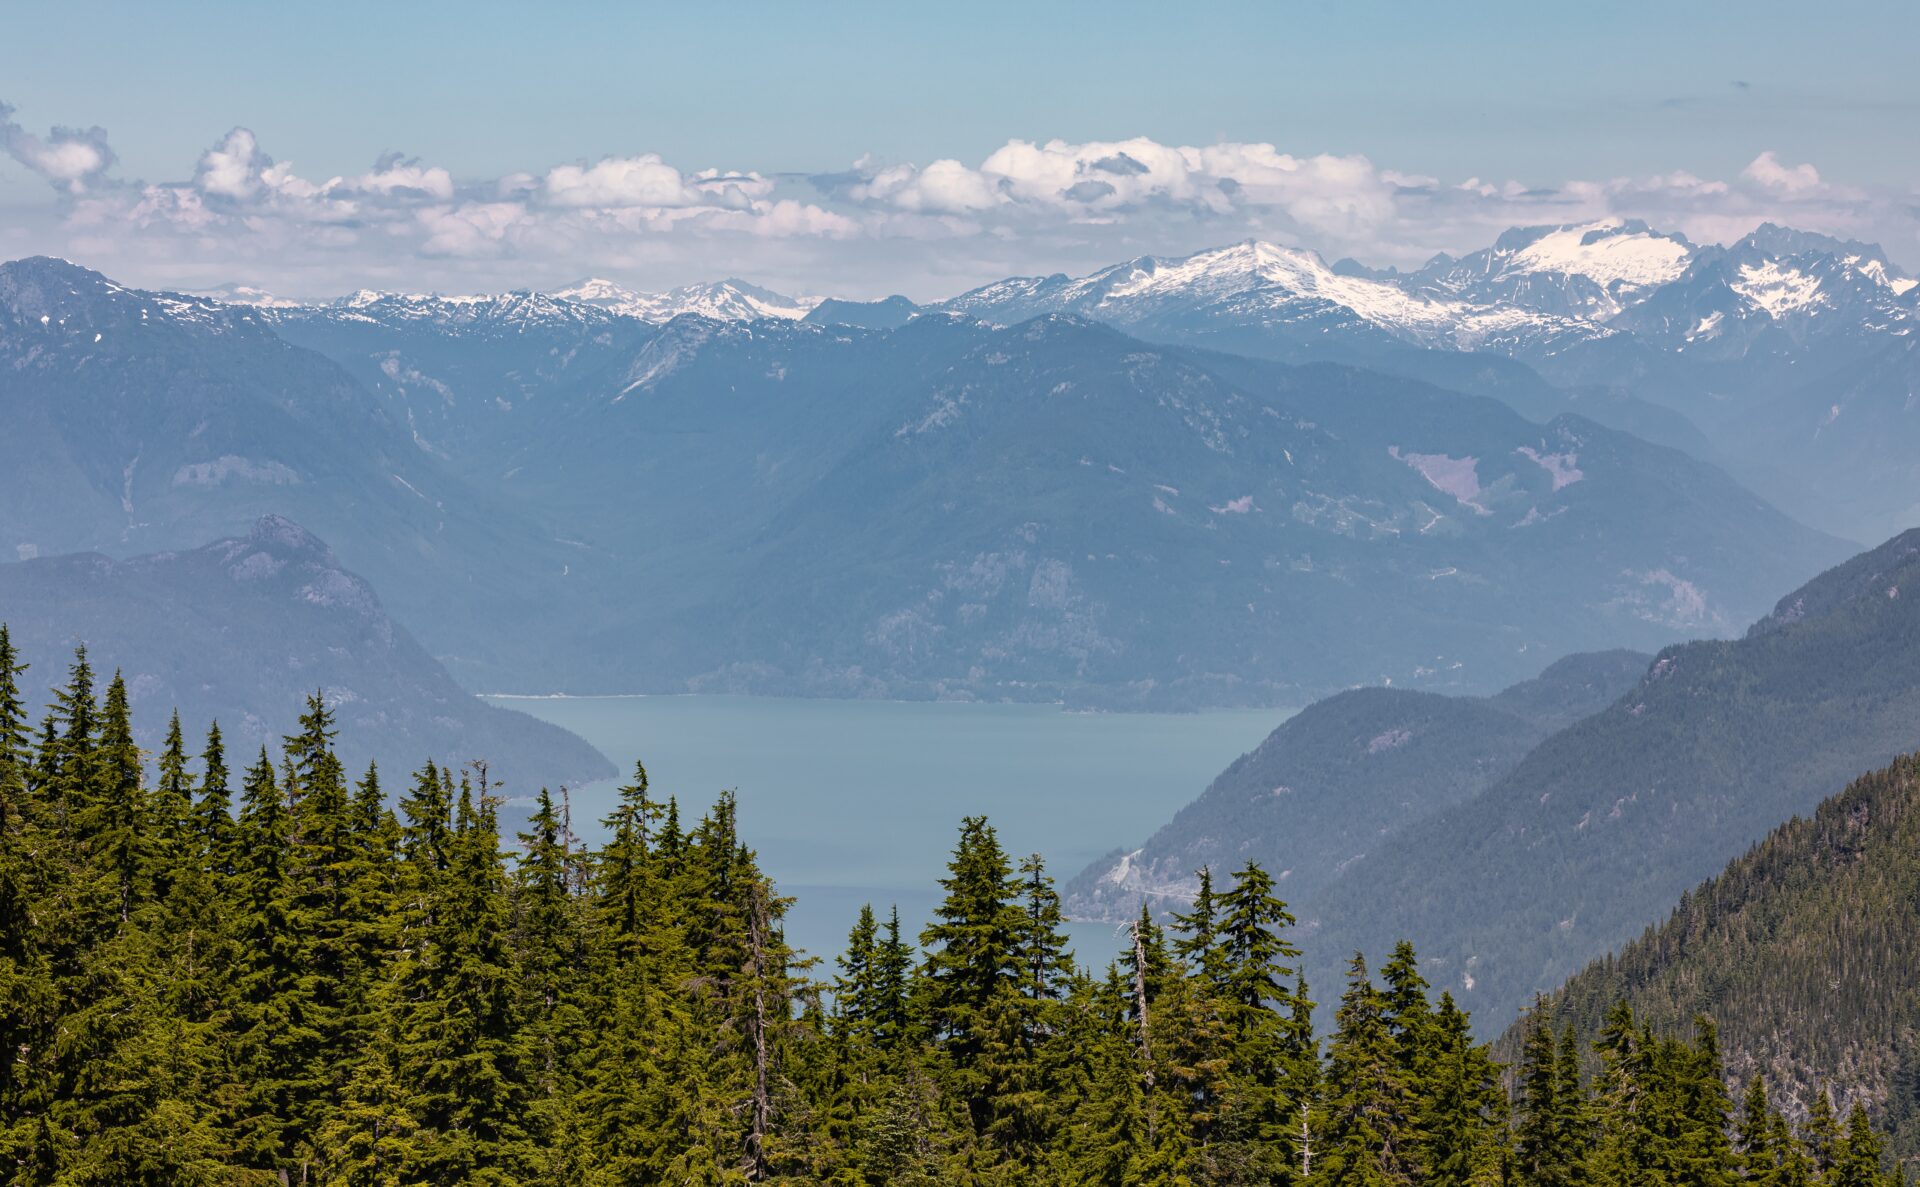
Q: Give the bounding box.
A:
[4,0,1917,296]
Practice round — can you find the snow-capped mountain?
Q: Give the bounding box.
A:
[552,276,821,322]
[1405,218,1696,321]
[317,287,622,333]
[1611,224,1919,355]
[188,282,308,309]
[939,239,1612,361]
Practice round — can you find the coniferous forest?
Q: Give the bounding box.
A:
[0,630,1905,1186]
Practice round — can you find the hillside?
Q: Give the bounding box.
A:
[0,516,612,789]
[1510,753,1920,1156]
[547,314,1842,704]
[1065,649,1648,921]
[1295,528,1920,1031]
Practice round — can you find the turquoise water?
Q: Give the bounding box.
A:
[485,694,1283,974]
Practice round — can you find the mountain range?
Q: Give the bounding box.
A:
[4,217,1906,708]
[225,216,1920,543]
[197,275,1849,703]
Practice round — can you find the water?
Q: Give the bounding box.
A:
[486,694,1284,975]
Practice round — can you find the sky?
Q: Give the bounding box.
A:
[4,0,1918,299]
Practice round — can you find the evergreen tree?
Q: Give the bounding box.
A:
[1832,1106,1885,1187]
[0,631,1906,1185]
[916,815,1032,1164]
[191,722,234,876]
[398,780,531,1182]
[1804,1085,1842,1174]
[1736,1075,1777,1186]
[1315,952,1414,1187]
[1172,864,1226,985]
[1514,1005,1566,1187]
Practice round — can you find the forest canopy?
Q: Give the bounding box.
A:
[0,628,1902,1185]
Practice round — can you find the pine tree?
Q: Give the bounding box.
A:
[1419,992,1504,1187]
[916,815,1029,1161]
[149,711,196,907]
[1674,1016,1735,1187]
[1832,1106,1885,1187]
[835,902,882,1045]
[872,904,914,1050]
[1805,1085,1841,1174]
[1172,864,1226,986]
[226,746,326,1178]
[1736,1075,1777,1186]
[1514,1005,1566,1187]
[398,778,531,1182]
[86,672,148,924]
[1315,952,1414,1187]
[1552,1024,1589,1171]
[191,722,235,877]
[1215,861,1312,1165]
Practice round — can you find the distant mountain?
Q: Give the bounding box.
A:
[938,239,1610,362]
[1064,649,1649,922]
[0,516,613,789]
[1403,219,1696,321]
[1294,527,1920,1030]
[559,313,1840,703]
[1512,752,1920,1153]
[803,295,921,329]
[238,292,1850,705]
[3,255,1856,708]
[932,223,1920,540]
[233,219,1920,537]
[0,255,595,688]
[552,276,820,322]
[263,288,655,466]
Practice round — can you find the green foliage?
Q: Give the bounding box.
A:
[0,634,1901,1186]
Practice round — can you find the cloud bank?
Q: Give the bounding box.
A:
[2,101,1914,300]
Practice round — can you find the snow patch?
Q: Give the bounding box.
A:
[1734,261,1824,317]
[1506,219,1692,290]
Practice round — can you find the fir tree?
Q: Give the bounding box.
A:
[1315,952,1414,1187]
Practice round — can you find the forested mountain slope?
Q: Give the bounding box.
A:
[1295,528,1920,1032]
[1512,752,1920,1158]
[561,314,1841,704]
[1066,649,1649,921]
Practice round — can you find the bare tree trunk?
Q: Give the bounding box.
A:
[744,878,775,1180]
[1299,1098,1313,1180]
[1131,916,1158,1143]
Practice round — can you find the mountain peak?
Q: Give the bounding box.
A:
[549,275,819,323]
[245,514,335,562]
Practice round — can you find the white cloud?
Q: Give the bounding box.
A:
[543,154,706,208]
[1,100,1913,300]
[1742,151,1822,194]
[0,102,116,193]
